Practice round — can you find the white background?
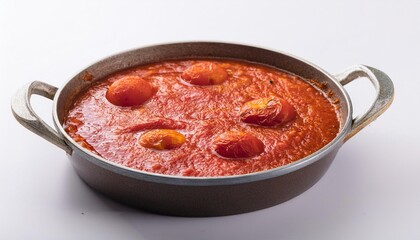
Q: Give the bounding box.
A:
[1,0,419,239]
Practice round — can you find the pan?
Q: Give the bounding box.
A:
[11,42,394,216]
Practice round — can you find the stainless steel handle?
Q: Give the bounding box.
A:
[334,65,394,142]
[11,81,72,154]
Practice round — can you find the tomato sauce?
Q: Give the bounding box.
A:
[64,60,340,177]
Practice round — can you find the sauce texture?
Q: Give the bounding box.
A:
[64,60,340,177]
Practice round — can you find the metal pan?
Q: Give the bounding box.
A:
[11,42,394,216]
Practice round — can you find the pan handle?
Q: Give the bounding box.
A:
[334,65,394,142]
[11,81,72,154]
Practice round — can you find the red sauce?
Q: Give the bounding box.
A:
[64,60,340,177]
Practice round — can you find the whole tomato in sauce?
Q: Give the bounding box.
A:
[239,97,297,126]
[213,131,265,158]
[181,62,228,85]
[140,129,186,150]
[106,76,154,107]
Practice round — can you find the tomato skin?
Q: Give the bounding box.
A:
[213,131,264,158]
[139,129,186,150]
[181,62,228,85]
[122,118,187,133]
[239,98,296,126]
[106,76,154,107]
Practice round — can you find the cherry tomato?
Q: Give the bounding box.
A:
[181,62,228,85]
[239,97,296,126]
[213,131,264,158]
[139,129,186,150]
[106,76,154,107]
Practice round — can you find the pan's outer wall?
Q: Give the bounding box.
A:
[69,147,340,216]
[55,42,350,216]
